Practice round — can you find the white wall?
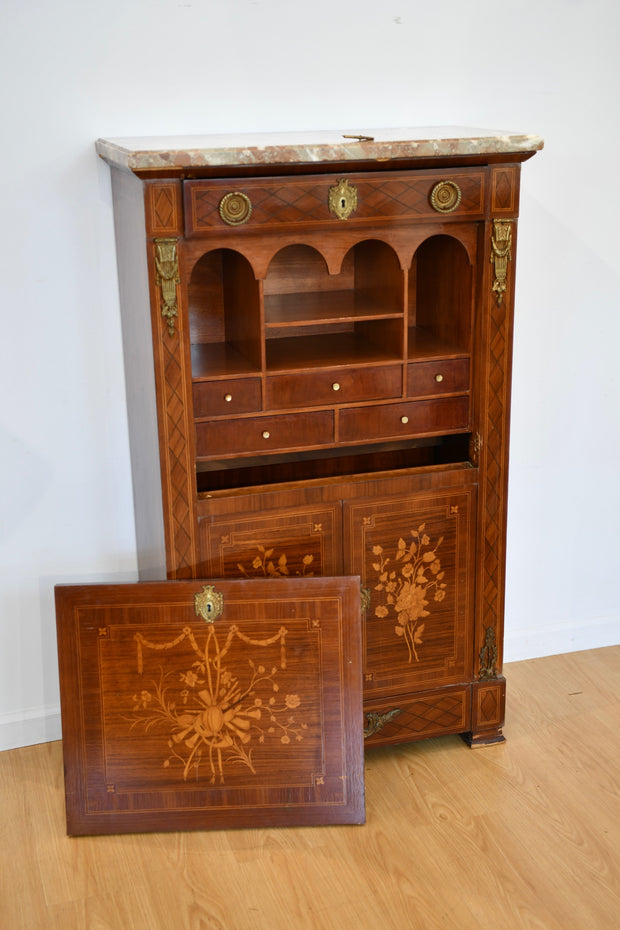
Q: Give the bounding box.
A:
[1,0,618,750]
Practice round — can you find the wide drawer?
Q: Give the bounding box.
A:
[266,365,402,410]
[338,396,469,442]
[185,169,486,236]
[407,357,470,398]
[193,377,262,417]
[196,410,334,458]
[363,686,471,747]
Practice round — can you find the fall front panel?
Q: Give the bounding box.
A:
[55,578,364,834]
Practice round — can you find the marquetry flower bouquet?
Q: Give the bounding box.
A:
[128,624,306,784]
[372,524,447,663]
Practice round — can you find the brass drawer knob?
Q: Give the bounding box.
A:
[401,416,409,425]
[434,373,444,383]
[262,430,270,439]
[219,191,252,226]
[224,393,233,402]
[430,180,462,213]
[332,382,341,391]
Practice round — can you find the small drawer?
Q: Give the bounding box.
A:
[266,365,402,410]
[193,378,262,418]
[196,411,334,458]
[338,396,469,443]
[407,358,470,398]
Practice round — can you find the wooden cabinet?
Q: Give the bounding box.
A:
[98,128,542,748]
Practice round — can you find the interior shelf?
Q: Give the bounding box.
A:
[265,331,401,372]
[264,290,403,327]
[191,343,261,380]
[407,328,469,361]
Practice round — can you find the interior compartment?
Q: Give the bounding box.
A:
[196,434,471,494]
[189,248,262,377]
[408,235,473,358]
[264,241,404,371]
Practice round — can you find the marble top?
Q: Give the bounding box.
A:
[96,127,543,172]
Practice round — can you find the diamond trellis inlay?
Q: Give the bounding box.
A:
[480,689,498,722]
[158,311,196,577]
[479,237,513,646]
[365,693,467,742]
[187,173,485,234]
[154,189,174,228]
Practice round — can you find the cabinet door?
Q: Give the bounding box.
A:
[344,480,476,701]
[198,502,341,580]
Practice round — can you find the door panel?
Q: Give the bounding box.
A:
[198,503,342,579]
[344,480,476,699]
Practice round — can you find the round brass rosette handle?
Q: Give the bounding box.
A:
[430,180,462,214]
[219,191,252,226]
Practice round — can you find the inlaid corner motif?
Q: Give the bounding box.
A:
[127,622,307,784]
[236,544,314,578]
[371,525,447,663]
[154,237,180,336]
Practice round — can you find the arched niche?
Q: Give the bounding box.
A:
[409,235,473,353]
[188,248,261,375]
[340,239,403,315]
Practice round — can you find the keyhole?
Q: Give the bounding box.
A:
[341,198,346,209]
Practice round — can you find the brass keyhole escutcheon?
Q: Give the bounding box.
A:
[194,585,224,623]
[328,179,358,221]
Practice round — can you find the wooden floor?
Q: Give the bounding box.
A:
[1,646,619,930]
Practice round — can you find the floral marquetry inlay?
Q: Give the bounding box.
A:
[236,544,314,578]
[129,622,306,784]
[372,525,447,663]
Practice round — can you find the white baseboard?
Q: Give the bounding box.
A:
[0,705,62,752]
[504,614,620,663]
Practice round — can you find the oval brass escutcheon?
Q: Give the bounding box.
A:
[194,585,224,623]
[219,191,252,226]
[328,178,358,221]
[430,180,462,213]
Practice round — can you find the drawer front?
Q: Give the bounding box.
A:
[363,687,471,747]
[193,377,262,418]
[266,365,402,410]
[407,358,470,398]
[185,169,485,236]
[338,396,469,443]
[196,411,334,458]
